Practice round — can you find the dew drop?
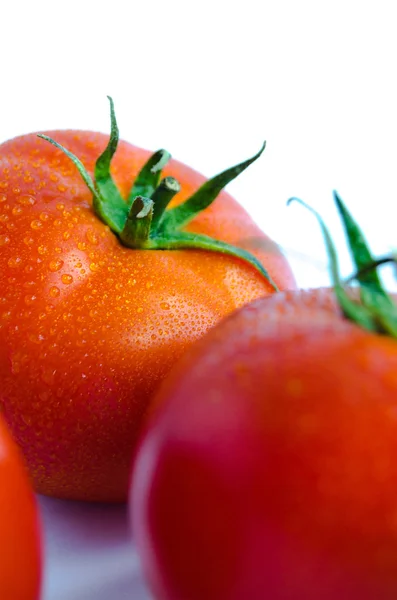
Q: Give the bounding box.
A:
[13,187,21,195]
[24,236,34,246]
[89,262,99,272]
[56,203,64,211]
[0,194,7,203]
[0,234,10,246]
[38,245,48,255]
[24,295,37,306]
[12,206,23,216]
[54,219,62,227]
[160,302,170,310]
[40,212,50,222]
[8,256,22,268]
[77,241,87,251]
[136,307,144,313]
[86,229,99,245]
[49,258,64,272]
[0,214,9,223]
[30,220,43,230]
[63,231,71,240]
[22,414,32,426]
[61,274,73,285]
[49,286,60,298]
[18,195,35,206]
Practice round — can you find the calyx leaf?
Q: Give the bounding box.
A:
[38,97,277,289]
[288,194,397,338]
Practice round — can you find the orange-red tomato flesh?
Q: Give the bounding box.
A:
[131,288,397,600]
[0,415,41,599]
[0,131,295,501]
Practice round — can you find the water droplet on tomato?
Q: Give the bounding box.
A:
[0,234,10,246]
[24,295,37,306]
[38,245,48,255]
[7,256,22,268]
[49,286,60,298]
[160,302,170,310]
[86,229,99,245]
[40,212,50,222]
[18,195,36,206]
[61,274,73,285]
[21,414,32,426]
[89,263,99,272]
[31,220,43,230]
[49,259,64,272]
[63,231,71,240]
[12,206,23,216]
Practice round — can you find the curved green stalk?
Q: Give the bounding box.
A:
[288,195,397,338]
[38,97,276,288]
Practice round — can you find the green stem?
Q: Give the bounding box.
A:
[151,177,181,231]
[38,97,274,286]
[345,255,396,284]
[120,196,153,248]
[288,195,397,338]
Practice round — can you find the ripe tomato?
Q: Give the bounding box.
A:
[0,100,295,501]
[0,414,41,599]
[130,286,397,600]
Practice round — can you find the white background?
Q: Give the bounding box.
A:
[2,1,397,598]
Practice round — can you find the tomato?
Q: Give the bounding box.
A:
[0,99,295,501]
[0,414,41,599]
[130,286,397,600]
[130,194,397,600]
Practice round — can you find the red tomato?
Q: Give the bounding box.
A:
[0,414,41,599]
[130,287,397,600]
[0,102,295,501]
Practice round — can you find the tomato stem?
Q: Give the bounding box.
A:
[120,196,154,248]
[345,255,397,284]
[38,97,277,289]
[288,194,397,338]
[151,177,181,230]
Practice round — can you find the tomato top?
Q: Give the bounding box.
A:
[0,100,295,501]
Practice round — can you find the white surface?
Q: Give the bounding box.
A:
[38,496,151,600]
[2,1,397,598]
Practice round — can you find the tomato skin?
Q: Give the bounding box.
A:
[0,415,41,600]
[130,287,397,600]
[0,131,295,502]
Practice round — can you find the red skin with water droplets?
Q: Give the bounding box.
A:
[0,131,295,501]
[131,287,397,600]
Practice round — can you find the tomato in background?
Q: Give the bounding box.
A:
[0,415,41,600]
[130,194,397,600]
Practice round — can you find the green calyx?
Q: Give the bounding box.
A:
[288,192,397,338]
[38,97,277,290]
